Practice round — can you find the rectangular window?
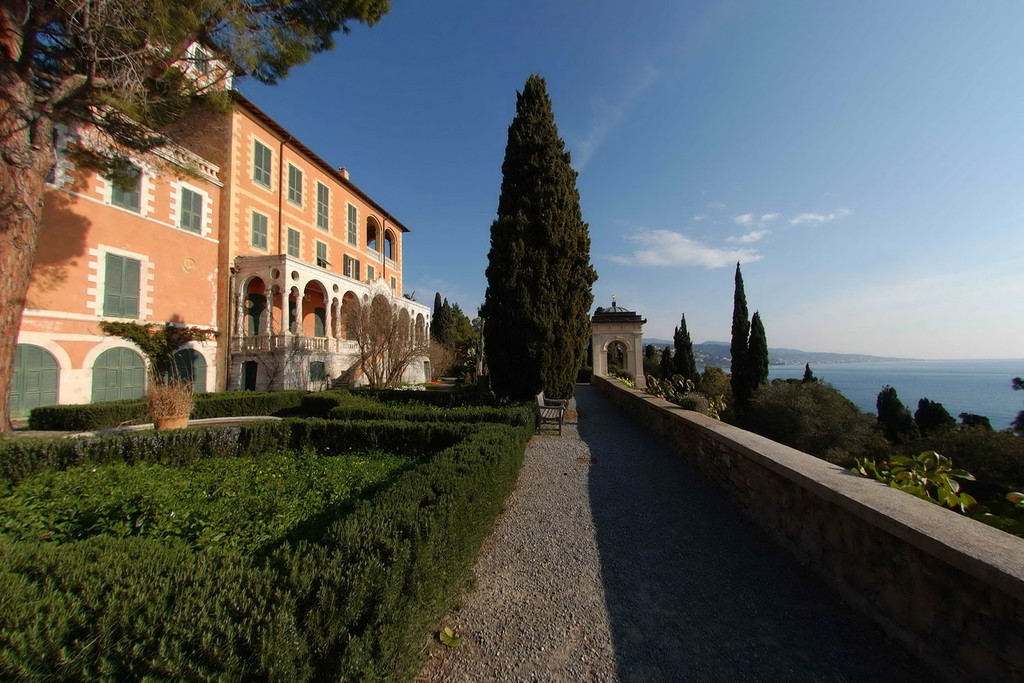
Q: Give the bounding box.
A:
[251,212,268,250]
[347,203,357,245]
[316,241,328,268]
[343,255,361,280]
[366,264,375,281]
[288,164,303,205]
[309,360,326,383]
[103,253,141,318]
[110,166,141,212]
[390,276,397,292]
[253,141,271,188]
[316,182,330,231]
[287,228,301,258]
[179,187,203,233]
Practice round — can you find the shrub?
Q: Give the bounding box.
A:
[28,390,309,431]
[746,380,888,466]
[353,384,495,408]
[328,403,536,430]
[0,420,531,681]
[577,365,592,383]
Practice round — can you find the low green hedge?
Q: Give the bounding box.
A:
[27,390,310,431]
[354,384,495,408]
[328,402,536,429]
[0,419,530,681]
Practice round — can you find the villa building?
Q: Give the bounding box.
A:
[11,56,429,417]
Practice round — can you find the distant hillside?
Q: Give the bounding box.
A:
[642,339,907,367]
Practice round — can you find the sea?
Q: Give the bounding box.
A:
[767,359,1023,430]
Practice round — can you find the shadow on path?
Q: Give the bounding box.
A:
[577,384,919,682]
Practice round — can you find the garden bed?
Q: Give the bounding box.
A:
[0,416,532,680]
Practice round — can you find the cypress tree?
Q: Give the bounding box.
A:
[431,293,444,343]
[482,75,597,400]
[747,311,769,395]
[730,263,751,406]
[802,363,816,383]
[876,386,919,443]
[659,347,674,379]
[672,314,698,383]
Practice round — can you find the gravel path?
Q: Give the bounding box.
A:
[418,384,919,682]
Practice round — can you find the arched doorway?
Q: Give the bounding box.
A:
[173,348,208,393]
[11,344,59,417]
[606,340,628,374]
[92,347,145,402]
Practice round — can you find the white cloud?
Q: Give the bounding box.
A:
[693,214,707,222]
[734,213,754,225]
[727,229,768,244]
[790,207,851,226]
[573,64,660,170]
[761,212,780,223]
[611,229,761,268]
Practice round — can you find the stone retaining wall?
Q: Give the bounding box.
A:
[593,375,1024,681]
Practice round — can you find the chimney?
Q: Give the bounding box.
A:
[338,167,349,180]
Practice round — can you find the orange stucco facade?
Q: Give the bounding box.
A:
[12,91,428,416]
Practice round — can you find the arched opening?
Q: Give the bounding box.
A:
[606,341,628,377]
[341,291,360,340]
[415,313,426,344]
[366,216,380,252]
[244,277,269,336]
[10,344,59,417]
[302,281,328,337]
[92,347,145,402]
[173,348,208,393]
[383,229,397,261]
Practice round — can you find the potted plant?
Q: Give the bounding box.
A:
[99,321,216,430]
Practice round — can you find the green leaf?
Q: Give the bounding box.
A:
[439,626,462,648]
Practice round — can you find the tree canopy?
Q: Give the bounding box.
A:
[672,314,698,383]
[0,0,391,430]
[482,74,596,400]
[730,262,751,407]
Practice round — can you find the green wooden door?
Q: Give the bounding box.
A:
[173,349,207,393]
[91,347,145,402]
[245,293,267,335]
[11,345,59,417]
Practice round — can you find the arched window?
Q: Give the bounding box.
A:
[366,217,380,252]
[383,230,396,261]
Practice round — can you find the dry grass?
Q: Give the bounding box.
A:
[148,379,194,419]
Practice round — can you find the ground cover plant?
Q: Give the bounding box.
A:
[0,416,531,680]
[0,448,411,554]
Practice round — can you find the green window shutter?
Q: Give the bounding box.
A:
[110,167,141,211]
[253,142,271,187]
[180,188,203,233]
[104,254,140,318]
[288,165,303,204]
[251,212,268,249]
[288,228,300,257]
[317,183,330,230]
[347,204,357,245]
[103,253,124,316]
[355,260,361,281]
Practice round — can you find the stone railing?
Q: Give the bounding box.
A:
[592,374,1024,681]
[231,334,349,354]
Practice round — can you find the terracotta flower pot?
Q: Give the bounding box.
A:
[154,415,190,430]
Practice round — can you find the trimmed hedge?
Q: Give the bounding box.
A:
[328,402,536,429]
[0,419,530,680]
[27,390,309,431]
[353,384,495,408]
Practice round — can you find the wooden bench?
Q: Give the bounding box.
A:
[536,391,568,435]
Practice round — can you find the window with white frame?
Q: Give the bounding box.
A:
[316,182,330,230]
[366,264,375,281]
[343,254,361,280]
[251,211,268,250]
[288,164,303,205]
[103,253,141,318]
[110,166,141,212]
[179,187,203,233]
[253,141,272,188]
[287,228,301,258]
[347,204,357,245]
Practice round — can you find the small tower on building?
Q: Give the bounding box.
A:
[591,297,647,389]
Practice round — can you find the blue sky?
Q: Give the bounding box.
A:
[242,1,1024,360]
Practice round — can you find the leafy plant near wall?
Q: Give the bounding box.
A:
[852,450,977,512]
[99,321,216,381]
[644,374,726,420]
